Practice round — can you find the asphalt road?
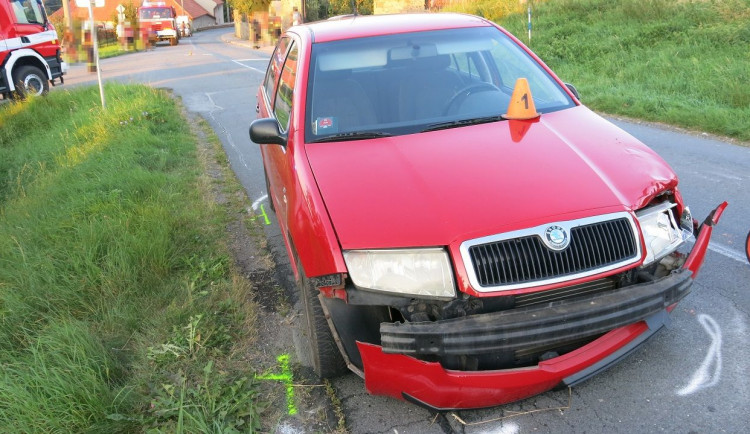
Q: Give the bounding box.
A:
[62,27,750,433]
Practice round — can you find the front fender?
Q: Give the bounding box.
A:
[3,48,52,92]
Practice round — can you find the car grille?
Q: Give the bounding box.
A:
[468,217,638,288]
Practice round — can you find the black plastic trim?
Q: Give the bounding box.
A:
[381,269,692,357]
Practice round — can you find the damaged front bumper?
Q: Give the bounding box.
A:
[356,202,727,410]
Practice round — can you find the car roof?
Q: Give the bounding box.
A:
[299,13,494,43]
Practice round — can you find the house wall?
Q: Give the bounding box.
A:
[193,14,216,29]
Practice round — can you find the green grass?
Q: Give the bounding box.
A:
[98,43,141,59]
[448,0,750,141]
[0,85,263,431]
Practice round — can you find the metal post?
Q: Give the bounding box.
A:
[528,5,532,43]
[87,1,106,108]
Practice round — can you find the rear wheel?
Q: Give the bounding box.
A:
[11,65,49,100]
[297,262,347,378]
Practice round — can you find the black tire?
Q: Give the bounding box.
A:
[297,262,347,378]
[745,230,750,264]
[11,65,49,100]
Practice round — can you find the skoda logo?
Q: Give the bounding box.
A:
[544,225,570,251]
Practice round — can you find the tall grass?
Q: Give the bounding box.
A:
[448,0,750,141]
[0,85,262,431]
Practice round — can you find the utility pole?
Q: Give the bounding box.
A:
[62,0,73,34]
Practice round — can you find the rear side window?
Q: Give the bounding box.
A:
[274,43,298,132]
[263,37,291,106]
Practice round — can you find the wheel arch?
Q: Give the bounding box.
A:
[3,49,52,92]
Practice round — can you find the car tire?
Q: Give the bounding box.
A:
[745,230,750,264]
[170,37,178,46]
[11,65,49,100]
[297,262,347,378]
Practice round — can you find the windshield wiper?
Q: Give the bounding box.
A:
[421,115,504,133]
[311,131,393,143]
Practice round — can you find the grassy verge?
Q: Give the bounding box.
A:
[0,85,265,431]
[448,0,750,141]
[98,44,142,59]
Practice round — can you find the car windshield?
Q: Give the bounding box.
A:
[139,8,173,19]
[305,26,575,142]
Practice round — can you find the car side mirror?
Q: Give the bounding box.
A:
[565,83,580,101]
[249,118,287,146]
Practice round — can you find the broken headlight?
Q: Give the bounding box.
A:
[636,202,694,266]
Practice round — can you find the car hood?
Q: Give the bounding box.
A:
[305,106,677,250]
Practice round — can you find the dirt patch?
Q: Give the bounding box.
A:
[183,106,346,432]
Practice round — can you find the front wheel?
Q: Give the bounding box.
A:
[170,37,178,46]
[11,65,49,100]
[297,263,347,378]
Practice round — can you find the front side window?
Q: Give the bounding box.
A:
[274,43,298,132]
[11,0,45,25]
[263,37,291,107]
[305,26,575,143]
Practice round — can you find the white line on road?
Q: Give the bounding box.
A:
[707,241,747,264]
[231,59,265,73]
[234,58,268,61]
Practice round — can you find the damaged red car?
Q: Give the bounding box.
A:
[250,13,726,410]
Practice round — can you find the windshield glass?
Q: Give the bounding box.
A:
[139,8,174,19]
[10,0,46,25]
[305,26,574,142]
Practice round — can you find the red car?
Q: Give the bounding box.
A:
[250,13,726,410]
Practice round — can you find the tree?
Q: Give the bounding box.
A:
[328,0,373,16]
[227,0,272,16]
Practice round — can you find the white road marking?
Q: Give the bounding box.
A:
[234,58,268,61]
[232,59,265,73]
[707,241,748,264]
[677,314,722,396]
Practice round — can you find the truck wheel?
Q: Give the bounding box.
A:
[11,65,49,100]
[170,37,178,46]
[297,262,347,378]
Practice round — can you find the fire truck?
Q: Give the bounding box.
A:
[1,0,66,99]
[138,2,179,46]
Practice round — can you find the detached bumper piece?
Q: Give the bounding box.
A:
[381,269,692,363]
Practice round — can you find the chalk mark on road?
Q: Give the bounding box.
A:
[204,92,251,172]
[677,314,722,396]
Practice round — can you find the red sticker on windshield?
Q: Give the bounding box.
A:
[314,117,338,134]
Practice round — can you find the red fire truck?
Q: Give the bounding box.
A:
[138,2,179,46]
[1,0,66,99]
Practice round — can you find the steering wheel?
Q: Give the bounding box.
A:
[443,82,502,116]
